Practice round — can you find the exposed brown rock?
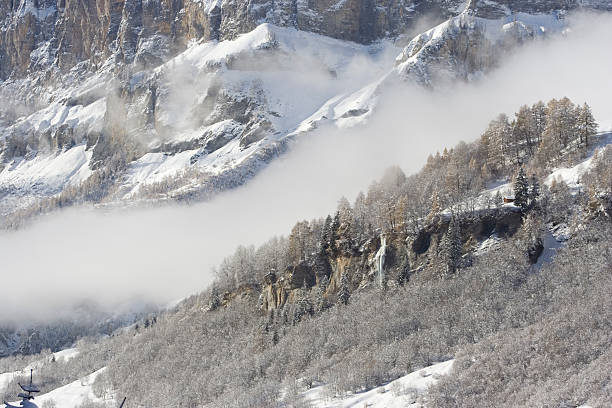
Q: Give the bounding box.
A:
[0,0,471,80]
[257,206,525,312]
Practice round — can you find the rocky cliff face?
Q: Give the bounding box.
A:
[0,0,471,80]
[3,0,611,80]
[0,23,396,220]
[257,207,524,312]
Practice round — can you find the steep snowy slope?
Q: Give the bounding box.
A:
[479,132,612,200]
[0,348,79,395]
[288,7,569,136]
[0,24,397,217]
[6,368,109,407]
[395,11,565,85]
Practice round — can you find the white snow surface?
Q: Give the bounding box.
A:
[49,348,80,364]
[0,145,93,190]
[532,226,565,270]
[543,132,612,192]
[302,360,454,407]
[0,144,93,216]
[8,368,108,408]
[544,155,597,192]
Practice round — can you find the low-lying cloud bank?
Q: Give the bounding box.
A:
[1,12,611,324]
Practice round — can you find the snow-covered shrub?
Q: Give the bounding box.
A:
[41,400,57,408]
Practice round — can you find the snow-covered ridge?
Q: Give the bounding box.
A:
[395,10,565,85]
[0,9,606,220]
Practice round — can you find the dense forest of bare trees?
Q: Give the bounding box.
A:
[94,98,608,407]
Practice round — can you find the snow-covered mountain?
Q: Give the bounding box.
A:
[0,23,398,218]
[394,10,565,85]
[1,1,612,223]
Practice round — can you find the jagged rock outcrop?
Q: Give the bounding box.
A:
[0,0,444,79]
[4,0,612,80]
[257,206,524,312]
[0,24,349,219]
[0,0,479,80]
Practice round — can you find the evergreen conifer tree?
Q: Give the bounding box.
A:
[514,167,529,212]
[293,280,313,324]
[337,273,350,305]
[314,275,329,313]
[397,262,410,286]
[208,286,221,311]
[330,211,341,250]
[272,329,279,345]
[441,217,461,276]
[427,190,442,224]
[320,215,332,250]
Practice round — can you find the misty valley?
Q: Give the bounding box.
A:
[1,1,612,407]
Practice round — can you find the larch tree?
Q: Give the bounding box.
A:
[544,97,577,150]
[337,272,350,306]
[531,100,547,144]
[514,105,537,158]
[485,114,512,175]
[576,102,597,152]
[288,221,312,264]
[529,174,540,210]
